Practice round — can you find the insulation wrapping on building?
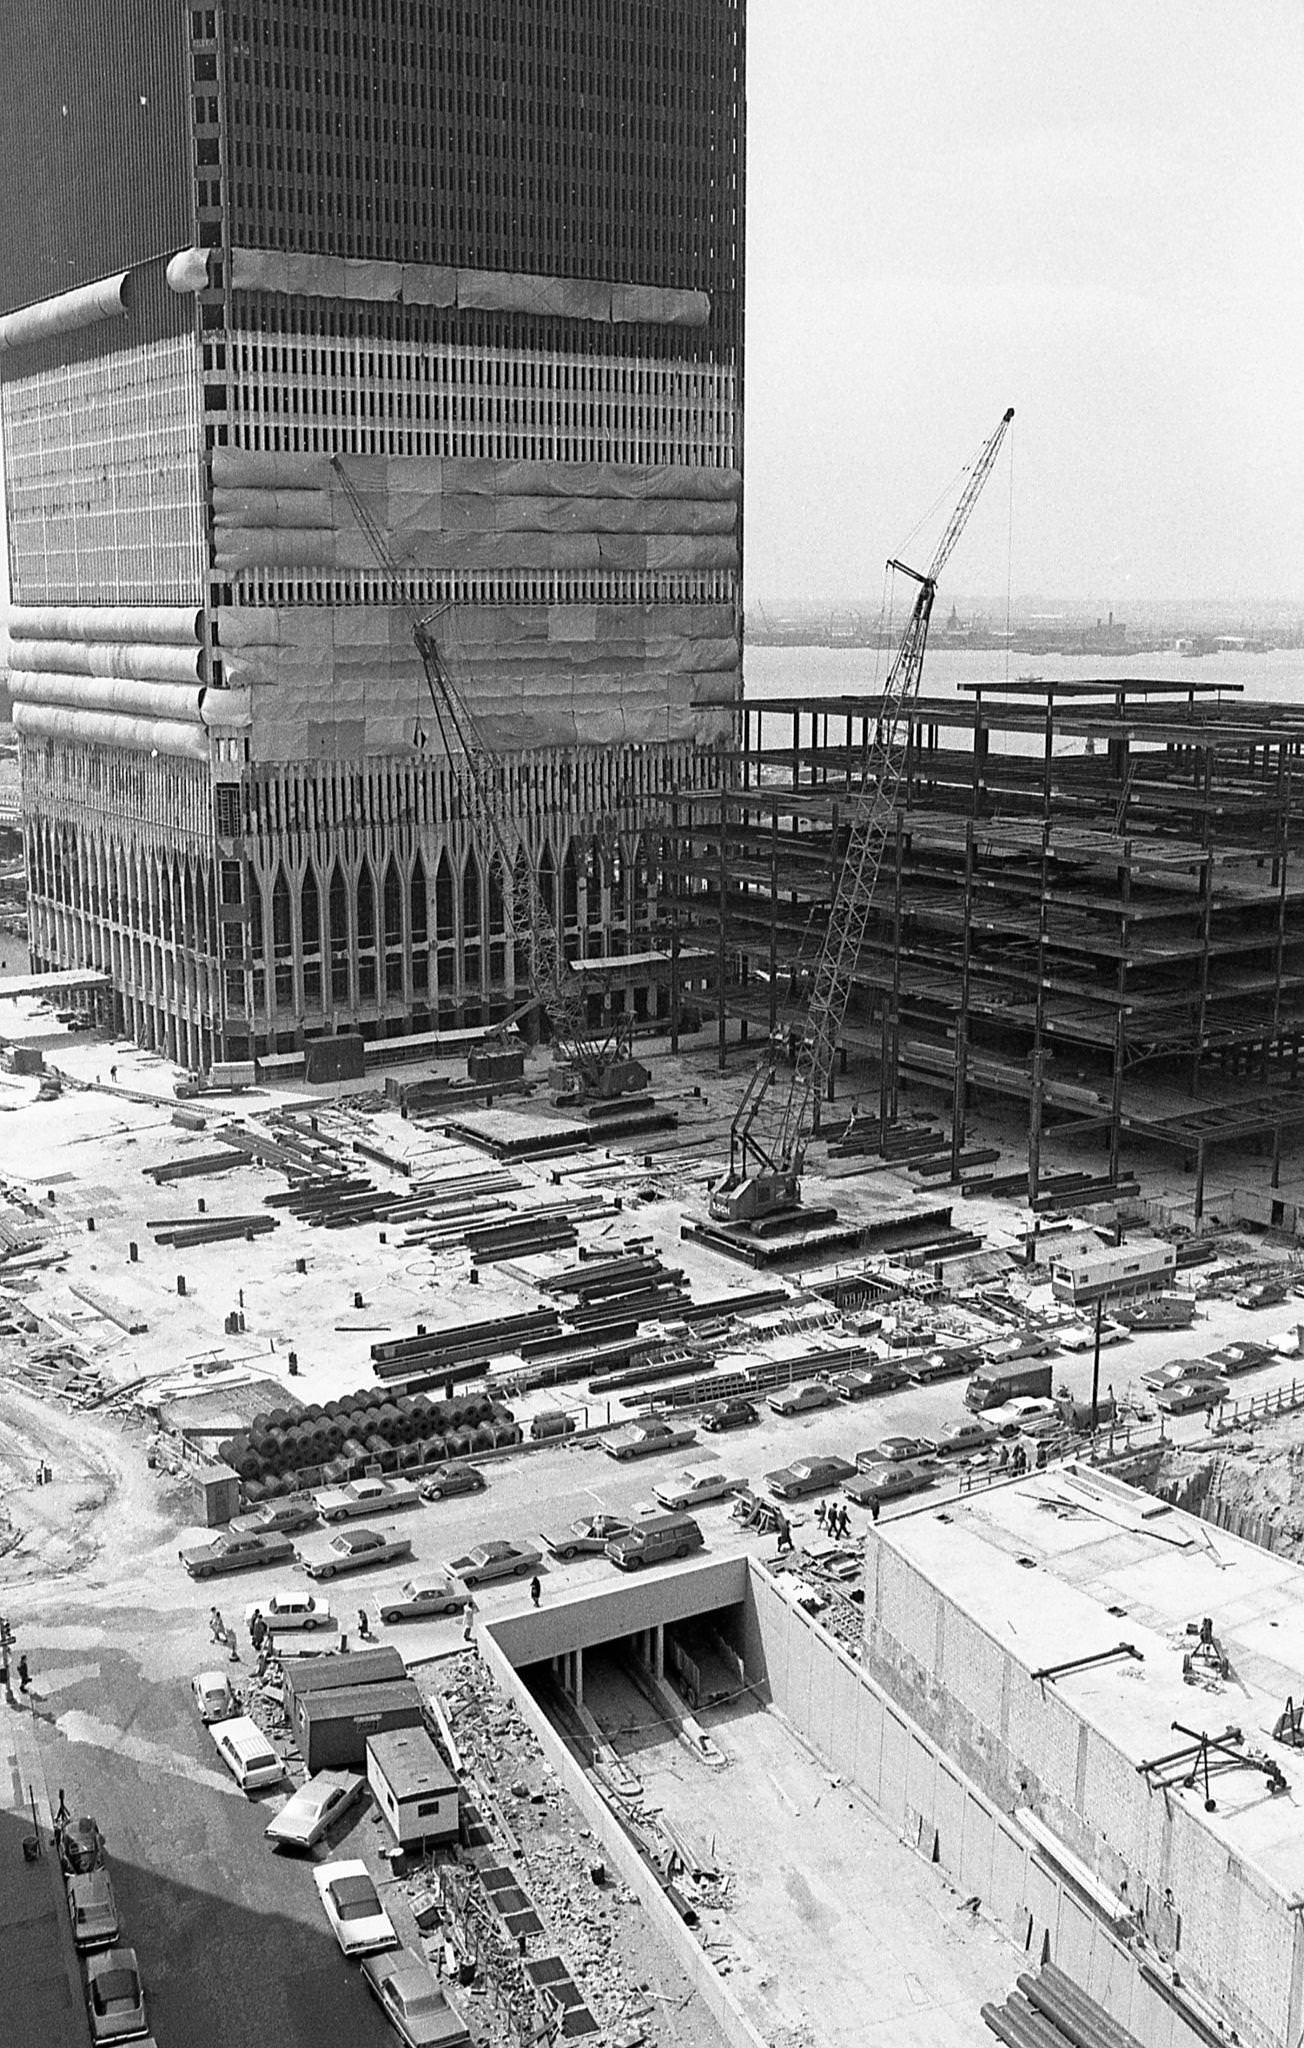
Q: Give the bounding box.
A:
[5,604,247,759]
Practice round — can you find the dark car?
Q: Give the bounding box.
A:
[828,1365,909,1401]
[1206,1341,1273,1376]
[1154,1376,1229,1415]
[178,1529,297,1579]
[700,1397,759,1432]
[843,1458,943,1505]
[903,1346,980,1384]
[765,1454,857,1500]
[58,1815,106,1875]
[419,1463,487,1502]
[229,1495,320,1537]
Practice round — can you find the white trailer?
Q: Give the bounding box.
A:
[1049,1237,1176,1307]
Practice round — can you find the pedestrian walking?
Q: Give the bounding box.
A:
[357,1607,371,1640]
[225,1625,240,1663]
[831,1504,846,1541]
[209,1606,225,1643]
[775,1514,793,1556]
[529,1575,542,1608]
[17,1654,30,1693]
[813,1498,827,1530]
[870,1496,881,1525]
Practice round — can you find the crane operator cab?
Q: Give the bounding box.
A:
[709,1168,802,1227]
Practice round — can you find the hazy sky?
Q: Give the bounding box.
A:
[745,0,1304,609]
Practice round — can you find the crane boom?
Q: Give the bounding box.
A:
[711,407,1013,1225]
[330,457,648,1100]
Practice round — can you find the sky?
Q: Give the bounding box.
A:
[744,0,1304,609]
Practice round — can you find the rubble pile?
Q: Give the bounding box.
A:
[775,1546,866,1649]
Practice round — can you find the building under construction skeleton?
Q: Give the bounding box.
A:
[0,1,744,1066]
[667,677,1304,1215]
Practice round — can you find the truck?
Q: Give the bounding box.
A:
[178,1529,297,1579]
[598,1415,697,1462]
[301,1527,414,1580]
[313,1475,421,1523]
[174,1060,259,1099]
[965,1359,1055,1412]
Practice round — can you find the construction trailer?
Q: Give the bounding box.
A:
[366,1727,459,1847]
[664,678,1304,1217]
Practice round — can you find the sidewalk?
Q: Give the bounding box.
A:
[0,1685,90,2048]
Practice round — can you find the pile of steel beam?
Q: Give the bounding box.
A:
[149,1212,278,1249]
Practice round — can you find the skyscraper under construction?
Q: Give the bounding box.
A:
[0,1,744,1066]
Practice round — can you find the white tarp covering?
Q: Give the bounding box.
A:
[12,702,208,759]
[5,605,202,646]
[4,603,216,755]
[0,273,128,355]
[9,637,202,684]
[177,246,712,329]
[9,671,204,722]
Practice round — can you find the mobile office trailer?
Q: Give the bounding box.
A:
[965,1360,1054,1412]
[1048,1238,1176,1307]
[367,1727,459,1847]
[298,1680,424,1772]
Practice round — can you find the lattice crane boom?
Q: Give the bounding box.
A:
[330,457,648,1099]
[711,408,1014,1225]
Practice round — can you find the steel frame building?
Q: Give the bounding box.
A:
[0,1,744,1065]
[666,678,1304,1213]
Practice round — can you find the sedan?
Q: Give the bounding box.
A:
[1206,1341,1273,1376]
[229,1494,320,1537]
[246,1589,335,1632]
[986,1396,1059,1439]
[1154,1376,1229,1415]
[653,1467,740,1512]
[1058,1320,1128,1352]
[58,1815,106,1875]
[445,1540,542,1588]
[855,1435,938,1469]
[1235,1281,1288,1310]
[313,1859,400,1958]
[266,1770,366,1852]
[903,1348,979,1384]
[67,1870,119,1951]
[844,1458,943,1505]
[419,1463,487,1503]
[86,1946,146,2042]
[980,1331,1056,1365]
[191,1669,239,1724]
[765,1455,857,1500]
[700,1397,759,1432]
[768,1381,838,1417]
[541,1515,633,1561]
[1139,1357,1210,1393]
[375,1576,471,1623]
[828,1366,909,1401]
[932,1417,999,1457]
[362,1950,472,2048]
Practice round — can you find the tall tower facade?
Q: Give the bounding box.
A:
[0,1,744,1064]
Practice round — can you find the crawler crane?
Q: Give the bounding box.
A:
[331,457,650,1104]
[710,407,1014,1228]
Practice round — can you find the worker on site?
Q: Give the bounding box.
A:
[529,1575,542,1608]
[813,1498,827,1532]
[775,1513,794,1556]
[357,1607,371,1641]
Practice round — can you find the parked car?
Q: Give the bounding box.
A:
[302,1527,414,1579]
[57,1815,106,1875]
[1139,1357,1210,1393]
[903,1347,980,1383]
[66,1870,119,1951]
[931,1416,999,1457]
[85,1946,146,2043]
[855,1435,938,1467]
[653,1464,740,1512]
[768,1381,838,1417]
[765,1454,857,1500]
[700,1397,759,1432]
[541,1514,633,1561]
[190,1669,239,1724]
[361,1949,472,2048]
[445,1540,542,1588]
[828,1365,909,1401]
[418,1463,487,1503]
[980,1330,1057,1365]
[246,1589,335,1632]
[1154,1376,1229,1415]
[843,1458,943,1505]
[1058,1320,1128,1352]
[375,1576,471,1623]
[178,1528,296,1579]
[984,1396,1060,1438]
[1235,1280,1289,1311]
[315,1475,421,1522]
[1206,1341,1274,1375]
[228,1495,320,1537]
[266,1770,366,1852]
[313,1859,400,1958]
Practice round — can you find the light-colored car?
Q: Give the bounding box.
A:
[768,1381,838,1417]
[1138,1357,1210,1393]
[85,1946,146,2042]
[178,1528,296,1579]
[302,1527,414,1580]
[843,1458,943,1504]
[265,1770,366,1852]
[375,1576,470,1623]
[765,1454,857,1500]
[856,1435,938,1468]
[191,1669,239,1724]
[652,1464,740,1512]
[361,1949,472,2048]
[1057,1319,1128,1352]
[245,1589,335,1632]
[985,1396,1060,1438]
[66,1870,119,1951]
[315,1475,421,1522]
[444,1540,542,1588]
[931,1416,999,1457]
[541,1514,633,1561]
[228,1495,320,1537]
[313,1859,400,1957]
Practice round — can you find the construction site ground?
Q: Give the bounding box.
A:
[5,983,1304,2044]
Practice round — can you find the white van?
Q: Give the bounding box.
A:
[211,1714,286,1793]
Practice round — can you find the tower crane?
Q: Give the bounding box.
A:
[710,406,1014,1227]
[330,456,650,1104]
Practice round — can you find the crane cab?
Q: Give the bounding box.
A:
[709,1169,802,1227]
